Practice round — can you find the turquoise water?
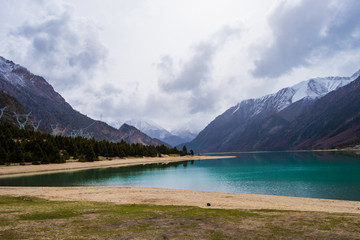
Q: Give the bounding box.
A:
[1,151,360,201]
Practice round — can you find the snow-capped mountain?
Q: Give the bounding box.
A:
[0,57,26,86]
[125,119,172,139]
[231,72,359,118]
[0,56,78,132]
[124,119,195,146]
[186,69,360,152]
[0,56,70,105]
[171,128,198,143]
[0,56,166,146]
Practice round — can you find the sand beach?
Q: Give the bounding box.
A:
[0,155,359,214]
[0,186,359,214]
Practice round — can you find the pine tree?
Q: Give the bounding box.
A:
[24,152,33,163]
[8,150,16,164]
[61,150,70,161]
[94,142,100,156]
[32,143,44,165]
[85,144,97,162]
[0,122,179,164]
[182,146,188,155]
[0,146,7,165]
[18,148,25,165]
[78,154,86,162]
[44,141,61,163]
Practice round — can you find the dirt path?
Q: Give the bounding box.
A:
[1,186,360,213]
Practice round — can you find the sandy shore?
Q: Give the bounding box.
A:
[1,186,360,214]
[1,155,359,214]
[0,155,233,178]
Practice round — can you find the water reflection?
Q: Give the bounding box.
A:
[0,161,190,186]
[1,151,360,201]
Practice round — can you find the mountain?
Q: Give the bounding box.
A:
[186,70,360,152]
[0,56,166,146]
[0,91,32,127]
[271,75,360,150]
[171,128,198,144]
[118,124,168,146]
[125,119,191,146]
[125,119,172,140]
[0,56,93,133]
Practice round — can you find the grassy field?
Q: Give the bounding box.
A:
[0,196,360,239]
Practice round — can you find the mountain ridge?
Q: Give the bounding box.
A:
[125,119,195,146]
[0,56,167,146]
[185,69,360,152]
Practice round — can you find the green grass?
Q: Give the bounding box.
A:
[19,208,79,220]
[0,196,359,239]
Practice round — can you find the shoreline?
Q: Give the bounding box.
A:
[1,186,359,214]
[1,154,359,214]
[201,149,360,155]
[0,155,235,178]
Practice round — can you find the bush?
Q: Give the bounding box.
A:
[78,155,86,162]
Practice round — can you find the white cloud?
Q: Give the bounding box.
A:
[157,25,242,114]
[251,0,360,78]
[2,2,107,91]
[1,0,360,134]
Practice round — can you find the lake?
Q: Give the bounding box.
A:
[1,151,360,201]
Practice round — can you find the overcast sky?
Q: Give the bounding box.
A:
[1,0,360,133]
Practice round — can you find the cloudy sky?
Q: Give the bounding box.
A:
[1,0,360,133]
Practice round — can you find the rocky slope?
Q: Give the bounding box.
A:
[0,56,166,146]
[118,124,168,146]
[186,70,360,152]
[272,76,360,150]
[0,91,32,127]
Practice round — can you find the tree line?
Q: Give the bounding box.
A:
[0,123,193,165]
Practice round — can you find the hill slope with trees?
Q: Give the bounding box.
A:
[0,123,191,165]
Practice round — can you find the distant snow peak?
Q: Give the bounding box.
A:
[125,119,165,132]
[125,119,172,139]
[124,119,198,146]
[171,128,198,141]
[232,69,359,116]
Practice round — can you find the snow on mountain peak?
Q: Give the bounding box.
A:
[125,119,165,132]
[232,69,359,116]
[351,69,360,79]
[0,56,21,72]
[0,56,27,87]
[290,76,351,103]
[125,119,198,145]
[125,119,173,140]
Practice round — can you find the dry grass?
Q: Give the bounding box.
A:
[1,196,360,239]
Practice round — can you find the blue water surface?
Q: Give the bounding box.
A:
[1,151,360,201]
